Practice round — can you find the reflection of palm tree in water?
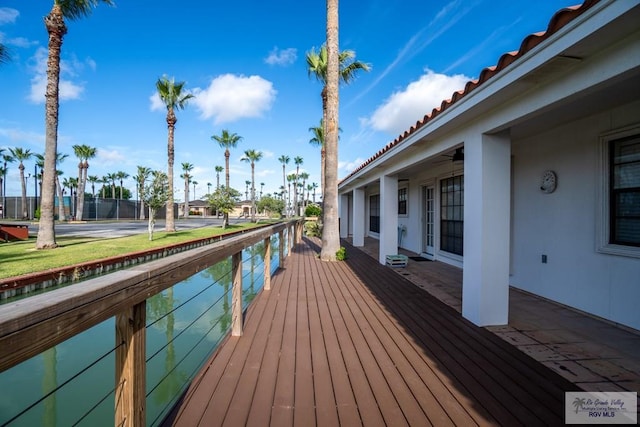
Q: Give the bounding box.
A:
[201,258,233,333]
[42,347,57,427]
[147,287,186,405]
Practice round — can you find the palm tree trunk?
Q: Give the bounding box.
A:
[166,111,176,232]
[56,175,64,222]
[36,3,66,249]
[19,164,27,219]
[76,164,86,220]
[321,0,341,261]
[223,150,230,228]
[251,163,256,222]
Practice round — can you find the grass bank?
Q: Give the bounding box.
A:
[0,222,271,280]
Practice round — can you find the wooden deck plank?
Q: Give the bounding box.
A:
[165,237,580,427]
[245,269,293,427]
[293,245,316,427]
[306,244,362,427]
[269,253,299,427]
[303,244,341,427]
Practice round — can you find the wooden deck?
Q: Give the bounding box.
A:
[163,238,579,426]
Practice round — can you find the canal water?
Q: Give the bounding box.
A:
[0,236,283,426]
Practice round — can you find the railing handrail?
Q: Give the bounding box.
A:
[0,220,295,373]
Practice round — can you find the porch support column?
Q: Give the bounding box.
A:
[379,175,398,265]
[339,193,349,239]
[462,133,511,326]
[352,187,365,247]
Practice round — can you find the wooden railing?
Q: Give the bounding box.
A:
[0,219,304,426]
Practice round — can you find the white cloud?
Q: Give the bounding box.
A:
[96,148,126,165]
[0,127,44,146]
[149,92,164,112]
[4,36,38,48]
[192,74,277,125]
[0,7,18,25]
[27,47,89,104]
[367,69,470,135]
[264,47,297,66]
[339,157,366,173]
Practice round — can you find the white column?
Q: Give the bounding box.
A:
[379,175,398,265]
[353,187,365,247]
[339,193,349,238]
[462,133,511,326]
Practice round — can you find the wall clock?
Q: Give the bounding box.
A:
[540,170,557,193]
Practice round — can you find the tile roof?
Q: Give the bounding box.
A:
[339,0,599,184]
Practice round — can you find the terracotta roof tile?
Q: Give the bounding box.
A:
[340,0,599,184]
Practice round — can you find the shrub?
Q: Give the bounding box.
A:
[304,220,321,237]
[336,246,347,261]
[305,204,322,217]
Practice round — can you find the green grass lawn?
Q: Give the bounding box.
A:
[0,222,273,280]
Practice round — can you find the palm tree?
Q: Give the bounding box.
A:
[156,75,194,232]
[293,156,303,216]
[214,166,223,189]
[192,180,198,200]
[1,151,14,219]
[116,171,129,200]
[287,173,296,217]
[135,166,151,220]
[87,175,99,197]
[323,0,341,260]
[260,182,265,199]
[181,162,194,217]
[207,182,212,196]
[72,144,96,221]
[212,130,242,227]
[37,0,114,249]
[278,155,290,217]
[9,148,33,219]
[106,172,117,198]
[241,149,263,222]
[37,152,68,221]
[101,175,109,199]
[299,172,310,208]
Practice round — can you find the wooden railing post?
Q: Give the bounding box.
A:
[115,300,146,427]
[288,224,294,256]
[231,252,243,336]
[263,237,271,291]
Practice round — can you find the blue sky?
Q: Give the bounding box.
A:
[0,0,576,202]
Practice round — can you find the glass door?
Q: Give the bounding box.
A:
[422,186,435,259]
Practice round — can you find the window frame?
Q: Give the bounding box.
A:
[398,185,408,217]
[597,125,640,258]
[440,174,464,256]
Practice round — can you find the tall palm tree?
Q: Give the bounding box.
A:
[293,156,303,216]
[287,173,296,217]
[116,171,129,200]
[135,166,151,220]
[212,129,242,227]
[244,180,251,200]
[312,182,318,203]
[101,175,109,199]
[87,175,99,197]
[278,155,290,217]
[241,149,263,222]
[1,151,14,219]
[72,144,96,221]
[260,182,265,199]
[323,0,341,260]
[105,172,117,198]
[156,75,194,232]
[214,165,223,189]
[37,0,114,249]
[181,162,194,217]
[9,148,33,219]
[299,172,310,209]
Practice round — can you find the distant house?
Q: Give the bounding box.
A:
[338,0,640,330]
[188,199,211,217]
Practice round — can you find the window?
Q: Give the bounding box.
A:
[369,194,380,233]
[440,175,463,255]
[610,135,640,247]
[398,187,407,216]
